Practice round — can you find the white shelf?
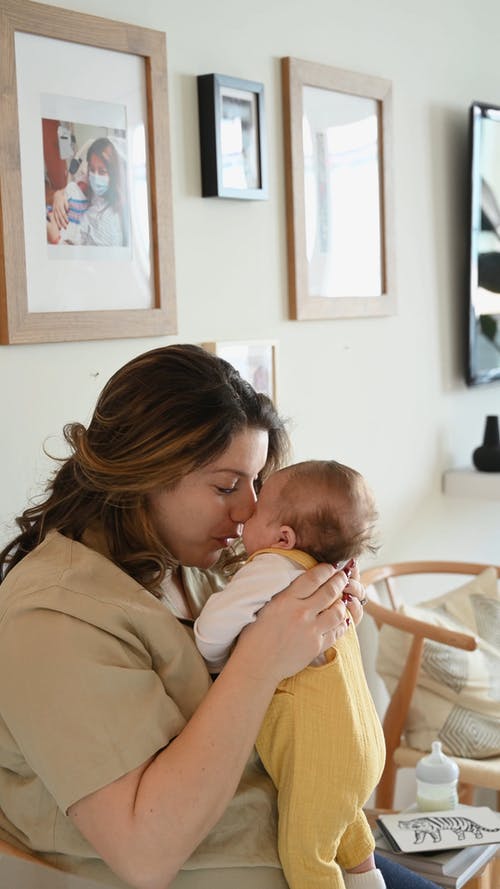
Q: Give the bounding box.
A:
[443,468,500,500]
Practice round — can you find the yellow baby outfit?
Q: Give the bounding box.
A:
[254,549,386,889]
[196,547,386,889]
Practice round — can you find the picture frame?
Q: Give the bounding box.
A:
[281,57,395,320]
[202,340,277,403]
[197,74,268,200]
[0,0,176,344]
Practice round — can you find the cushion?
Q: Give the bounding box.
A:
[376,567,500,758]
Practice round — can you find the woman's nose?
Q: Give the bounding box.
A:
[231,485,257,524]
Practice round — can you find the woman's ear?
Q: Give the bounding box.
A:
[277,525,296,550]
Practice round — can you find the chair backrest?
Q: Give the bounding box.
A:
[359,560,500,808]
[362,560,500,611]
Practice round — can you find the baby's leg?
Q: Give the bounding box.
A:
[257,676,347,889]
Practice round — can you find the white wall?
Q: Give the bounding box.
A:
[1,0,500,807]
[3,0,500,553]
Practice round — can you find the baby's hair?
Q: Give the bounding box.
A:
[276,460,378,564]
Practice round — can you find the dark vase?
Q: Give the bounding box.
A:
[473,415,500,472]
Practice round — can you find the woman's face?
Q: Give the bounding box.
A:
[88,151,110,196]
[241,470,289,556]
[147,428,269,568]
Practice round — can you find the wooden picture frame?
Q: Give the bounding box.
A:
[0,0,176,344]
[202,340,277,403]
[282,57,395,320]
[197,74,268,200]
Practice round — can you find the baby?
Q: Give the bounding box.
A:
[195,459,386,889]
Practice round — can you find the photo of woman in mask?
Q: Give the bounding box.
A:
[47,136,127,248]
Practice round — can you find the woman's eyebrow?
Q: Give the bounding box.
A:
[211,467,254,478]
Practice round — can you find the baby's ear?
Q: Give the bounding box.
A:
[278,525,296,550]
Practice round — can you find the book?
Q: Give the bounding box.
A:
[375,806,500,854]
[374,830,499,889]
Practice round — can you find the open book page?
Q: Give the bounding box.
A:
[376,806,500,853]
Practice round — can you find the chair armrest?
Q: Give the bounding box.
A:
[365,599,477,651]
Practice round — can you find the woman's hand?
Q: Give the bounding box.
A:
[341,559,368,627]
[51,188,69,228]
[69,571,353,889]
[67,563,369,889]
[235,563,352,684]
[46,212,60,244]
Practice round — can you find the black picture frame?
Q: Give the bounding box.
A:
[197,73,268,200]
[466,100,500,386]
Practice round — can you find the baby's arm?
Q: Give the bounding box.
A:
[194,553,302,671]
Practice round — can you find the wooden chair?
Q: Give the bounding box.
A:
[360,560,500,811]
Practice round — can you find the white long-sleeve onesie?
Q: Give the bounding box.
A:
[194,550,304,672]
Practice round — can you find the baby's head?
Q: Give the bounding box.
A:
[242,459,378,564]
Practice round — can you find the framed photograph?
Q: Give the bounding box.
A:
[0,0,176,344]
[202,340,277,403]
[197,74,268,200]
[282,57,395,320]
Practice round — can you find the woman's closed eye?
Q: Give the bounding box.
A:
[214,473,261,497]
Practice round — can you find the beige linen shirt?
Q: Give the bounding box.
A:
[0,531,285,888]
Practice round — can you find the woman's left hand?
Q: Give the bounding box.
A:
[341,560,367,626]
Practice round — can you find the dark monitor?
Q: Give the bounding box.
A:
[466,101,500,385]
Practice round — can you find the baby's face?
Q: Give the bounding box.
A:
[242,470,289,556]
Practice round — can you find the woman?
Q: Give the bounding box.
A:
[47,136,126,247]
[0,345,440,889]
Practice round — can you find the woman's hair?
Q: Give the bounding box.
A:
[87,137,122,212]
[0,345,289,594]
[274,460,379,564]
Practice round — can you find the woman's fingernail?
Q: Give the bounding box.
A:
[346,616,351,626]
[342,592,353,602]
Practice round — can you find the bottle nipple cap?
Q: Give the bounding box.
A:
[416,740,459,783]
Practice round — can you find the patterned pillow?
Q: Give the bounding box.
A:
[376,568,500,758]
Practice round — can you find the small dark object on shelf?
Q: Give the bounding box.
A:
[473,415,500,471]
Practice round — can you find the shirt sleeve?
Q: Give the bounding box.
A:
[194,554,301,670]
[104,208,123,246]
[0,605,185,813]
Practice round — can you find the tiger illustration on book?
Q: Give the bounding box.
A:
[398,815,500,844]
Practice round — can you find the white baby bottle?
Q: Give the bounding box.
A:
[415,740,459,812]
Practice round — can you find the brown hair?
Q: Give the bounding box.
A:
[274,460,378,564]
[87,137,123,212]
[0,345,289,593]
